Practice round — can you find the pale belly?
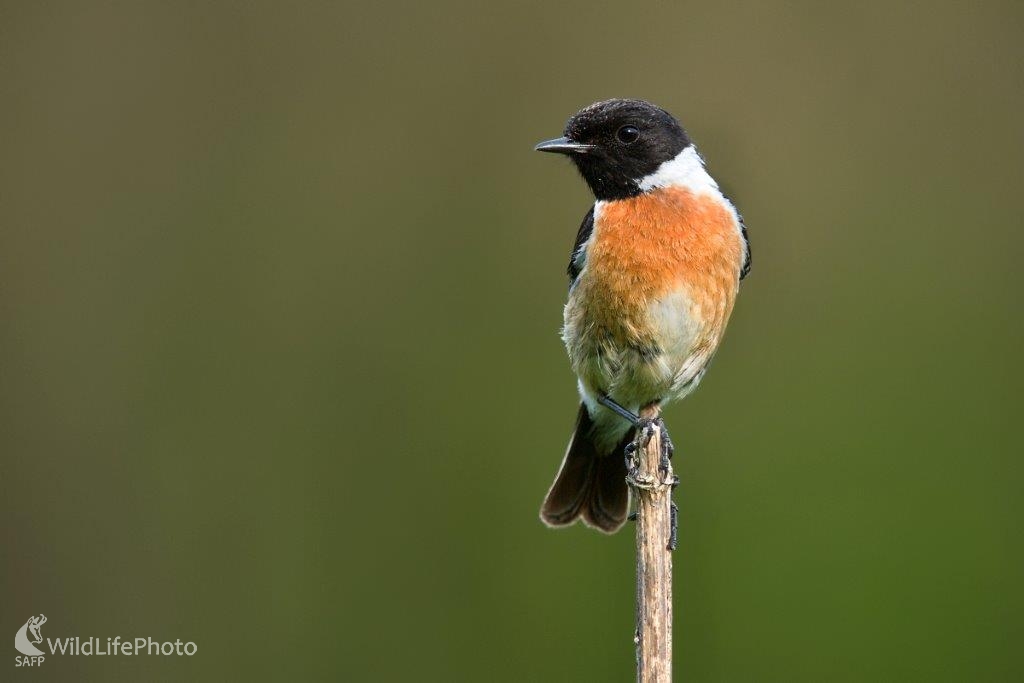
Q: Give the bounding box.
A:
[563,283,709,412]
[561,186,744,454]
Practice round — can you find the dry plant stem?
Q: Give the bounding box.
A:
[628,406,675,683]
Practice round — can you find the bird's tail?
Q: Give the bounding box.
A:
[540,404,631,533]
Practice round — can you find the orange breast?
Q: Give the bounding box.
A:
[583,187,743,338]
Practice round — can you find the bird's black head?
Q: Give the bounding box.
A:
[535,99,691,201]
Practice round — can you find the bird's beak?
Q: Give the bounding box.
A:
[534,136,595,155]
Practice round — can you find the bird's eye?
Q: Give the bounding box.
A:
[616,125,640,144]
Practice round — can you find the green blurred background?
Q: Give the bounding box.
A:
[2,1,1022,681]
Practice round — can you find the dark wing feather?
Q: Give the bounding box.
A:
[567,206,595,286]
[719,188,751,280]
[738,212,751,280]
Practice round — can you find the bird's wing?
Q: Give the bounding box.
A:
[738,212,751,280]
[718,183,751,281]
[567,205,595,286]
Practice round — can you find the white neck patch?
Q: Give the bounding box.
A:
[635,146,746,262]
[637,146,719,197]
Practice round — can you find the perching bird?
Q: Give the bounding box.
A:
[536,99,750,533]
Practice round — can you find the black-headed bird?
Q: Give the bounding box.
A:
[536,99,750,533]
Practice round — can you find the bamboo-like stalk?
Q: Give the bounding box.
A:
[627,410,676,682]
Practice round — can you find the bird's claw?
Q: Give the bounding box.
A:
[624,418,681,549]
[623,441,638,468]
[635,417,675,476]
[668,501,679,551]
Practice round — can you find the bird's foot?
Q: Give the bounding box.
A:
[598,394,640,426]
[626,418,681,549]
[636,417,674,476]
[624,440,638,474]
[668,500,679,551]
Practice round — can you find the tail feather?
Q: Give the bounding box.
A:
[582,451,629,532]
[540,404,631,534]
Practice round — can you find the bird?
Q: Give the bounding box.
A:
[535,99,750,534]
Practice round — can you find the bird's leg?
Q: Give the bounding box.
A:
[668,476,680,551]
[613,397,680,543]
[599,395,674,468]
[637,416,678,547]
[636,402,680,551]
[624,440,639,471]
[597,394,640,426]
[635,402,673,475]
[668,502,679,551]
[659,424,675,472]
[612,397,641,522]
